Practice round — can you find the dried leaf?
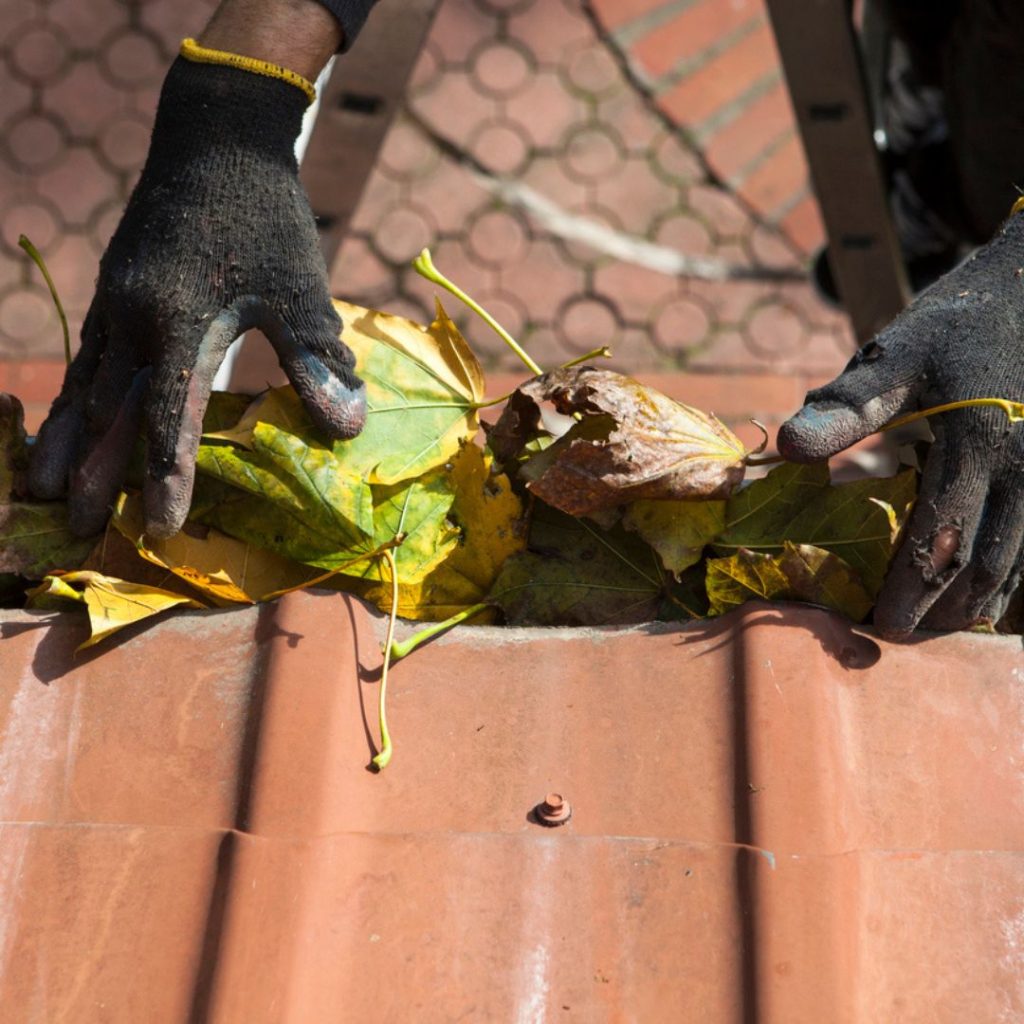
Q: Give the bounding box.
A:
[489,505,663,625]
[715,463,916,597]
[26,570,202,649]
[623,499,725,576]
[490,366,747,516]
[358,443,526,620]
[705,542,873,621]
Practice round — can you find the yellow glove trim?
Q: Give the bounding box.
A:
[1011,195,1024,218]
[180,37,316,104]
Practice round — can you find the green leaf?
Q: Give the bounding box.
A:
[489,505,663,626]
[198,421,375,547]
[197,458,458,585]
[715,463,916,597]
[623,498,725,575]
[706,542,873,621]
[0,503,96,578]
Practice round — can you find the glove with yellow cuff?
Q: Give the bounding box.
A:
[30,38,366,539]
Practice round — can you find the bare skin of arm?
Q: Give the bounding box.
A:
[200,0,343,79]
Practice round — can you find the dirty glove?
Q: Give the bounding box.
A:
[779,211,1024,638]
[30,40,366,539]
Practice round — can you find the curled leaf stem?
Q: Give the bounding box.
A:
[389,601,492,661]
[19,235,70,366]
[372,547,400,771]
[413,248,543,376]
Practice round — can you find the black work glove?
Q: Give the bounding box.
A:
[779,215,1024,638]
[30,56,366,538]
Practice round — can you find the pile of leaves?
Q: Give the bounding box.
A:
[0,248,924,765]
[0,296,918,639]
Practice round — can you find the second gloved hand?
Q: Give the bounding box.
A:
[30,44,366,539]
[779,213,1024,638]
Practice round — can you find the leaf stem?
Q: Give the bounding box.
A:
[19,235,70,366]
[389,602,492,661]
[372,548,400,771]
[413,248,543,376]
[883,397,1024,431]
[559,346,612,369]
[258,537,405,601]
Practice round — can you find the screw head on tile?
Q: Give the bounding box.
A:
[536,792,572,827]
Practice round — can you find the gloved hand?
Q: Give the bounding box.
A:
[779,214,1024,638]
[30,46,366,539]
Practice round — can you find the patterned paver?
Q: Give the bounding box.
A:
[0,0,853,435]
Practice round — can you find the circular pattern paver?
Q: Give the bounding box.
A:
[564,123,625,180]
[468,120,531,176]
[10,23,69,83]
[652,295,712,354]
[557,294,621,352]
[468,207,530,267]
[471,39,533,97]
[372,204,435,265]
[2,197,61,253]
[6,112,64,170]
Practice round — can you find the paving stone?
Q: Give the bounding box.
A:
[0,0,854,436]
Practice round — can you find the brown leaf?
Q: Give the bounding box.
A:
[489,366,747,516]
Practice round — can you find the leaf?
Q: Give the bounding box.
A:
[715,463,917,597]
[488,505,663,626]
[358,443,526,620]
[112,492,321,605]
[623,499,725,576]
[197,449,458,584]
[705,542,873,621]
[202,391,255,434]
[197,421,375,550]
[0,503,97,577]
[489,366,747,516]
[203,387,314,446]
[0,393,29,501]
[334,299,485,483]
[25,570,202,649]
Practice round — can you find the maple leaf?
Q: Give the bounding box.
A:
[705,542,873,622]
[357,443,526,620]
[489,366,748,516]
[25,570,203,650]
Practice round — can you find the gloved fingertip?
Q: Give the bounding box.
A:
[299,370,367,441]
[143,471,193,540]
[29,405,84,500]
[777,404,867,463]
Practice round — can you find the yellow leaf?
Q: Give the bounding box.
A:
[28,570,202,650]
[360,443,526,620]
[112,492,321,605]
[623,499,725,576]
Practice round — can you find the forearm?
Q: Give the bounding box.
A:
[200,0,344,79]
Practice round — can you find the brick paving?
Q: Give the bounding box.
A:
[0,0,854,436]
